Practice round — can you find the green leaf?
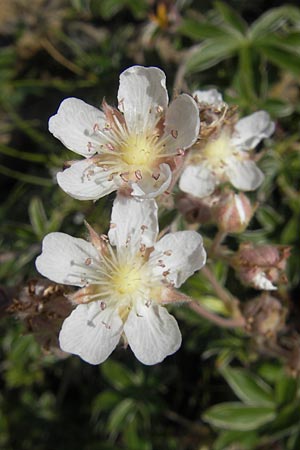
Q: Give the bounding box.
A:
[108,398,135,432]
[186,37,239,73]
[259,45,300,77]
[28,197,48,238]
[180,19,229,40]
[236,44,256,101]
[215,1,247,35]
[203,402,276,431]
[90,0,124,19]
[260,98,294,118]
[221,367,274,406]
[250,6,300,40]
[281,215,299,244]
[214,429,259,450]
[275,376,298,406]
[101,360,134,389]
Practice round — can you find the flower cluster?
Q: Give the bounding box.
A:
[35,66,284,367]
[36,65,206,365]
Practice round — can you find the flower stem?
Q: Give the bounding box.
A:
[189,301,245,329]
[200,265,241,317]
[210,230,227,255]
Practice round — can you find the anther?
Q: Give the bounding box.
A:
[87,142,94,152]
[100,301,106,310]
[177,148,185,156]
[85,258,92,266]
[152,172,160,180]
[163,270,170,277]
[106,143,115,151]
[120,172,129,182]
[163,250,172,256]
[135,170,142,180]
[171,129,178,139]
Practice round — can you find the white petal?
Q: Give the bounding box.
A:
[231,111,275,151]
[252,273,277,291]
[59,304,123,364]
[150,231,206,288]
[131,163,172,199]
[179,164,217,198]
[35,232,99,286]
[49,98,106,157]
[225,160,264,191]
[193,89,223,105]
[118,66,168,133]
[124,303,181,365]
[108,194,158,252]
[163,94,200,153]
[57,158,117,200]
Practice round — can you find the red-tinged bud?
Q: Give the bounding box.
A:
[177,192,219,224]
[214,192,254,233]
[243,294,286,337]
[232,243,291,291]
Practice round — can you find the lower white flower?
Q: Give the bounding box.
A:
[35,196,206,365]
[179,89,275,198]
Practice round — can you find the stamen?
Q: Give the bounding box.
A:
[135,170,142,180]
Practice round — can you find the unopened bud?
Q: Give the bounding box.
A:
[177,192,219,224]
[243,294,286,337]
[232,243,291,290]
[214,192,253,233]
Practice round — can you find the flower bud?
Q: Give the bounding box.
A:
[243,294,286,337]
[177,192,220,224]
[232,243,291,290]
[214,192,253,233]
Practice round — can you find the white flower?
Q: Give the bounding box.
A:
[179,90,275,198]
[35,196,206,365]
[193,89,224,106]
[49,66,200,200]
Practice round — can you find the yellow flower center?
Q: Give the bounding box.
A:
[120,133,156,168]
[202,132,235,167]
[111,263,143,295]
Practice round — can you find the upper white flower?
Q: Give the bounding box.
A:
[49,66,200,200]
[35,195,206,365]
[179,89,275,198]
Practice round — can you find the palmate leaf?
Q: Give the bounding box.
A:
[203,402,276,431]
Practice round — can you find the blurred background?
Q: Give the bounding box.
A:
[0,1,300,449]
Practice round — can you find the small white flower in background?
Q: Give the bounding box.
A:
[49,65,200,200]
[35,196,206,365]
[193,89,224,106]
[179,89,275,198]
